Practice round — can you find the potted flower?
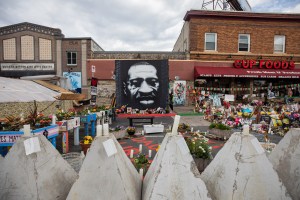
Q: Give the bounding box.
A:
[126,126,136,136]
[185,136,212,173]
[133,153,150,176]
[80,136,93,155]
[208,123,232,140]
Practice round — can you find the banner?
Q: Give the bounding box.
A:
[90,77,98,105]
[63,72,82,93]
[115,60,169,109]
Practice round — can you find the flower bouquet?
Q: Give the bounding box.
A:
[185,136,212,173]
[178,123,191,132]
[109,125,126,139]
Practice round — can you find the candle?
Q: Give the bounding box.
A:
[148,150,152,158]
[130,149,134,158]
[139,168,144,178]
[103,123,109,136]
[243,125,250,135]
[139,144,143,153]
[171,115,181,135]
[191,127,194,132]
[172,115,180,135]
[23,124,31,136]
[141,130,144,135]
[52,114,56,125]
[96,125,103,137]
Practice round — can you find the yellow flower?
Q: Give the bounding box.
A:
[82,136,93,144]
[156,145,160,152]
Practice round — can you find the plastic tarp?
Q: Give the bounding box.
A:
[0,77,59,102]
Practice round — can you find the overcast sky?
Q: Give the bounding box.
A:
[0,0,299,51]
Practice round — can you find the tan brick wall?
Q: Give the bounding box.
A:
[0,30,57,63]
[0,100,73,118]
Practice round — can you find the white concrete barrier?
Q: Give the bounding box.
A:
[0,135,77,200]
[67,134,142,200]
[201,132,291,200]
[143,133,212,200]
[269,128,300,200]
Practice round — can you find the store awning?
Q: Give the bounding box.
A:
[194,67,300,78]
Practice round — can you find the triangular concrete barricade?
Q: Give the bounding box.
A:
[67,134,142,200]
[269,128,300,200]
[143,133,212,200]
[0,135,78,200]
[0,155,3,165]
[201,132,291,200]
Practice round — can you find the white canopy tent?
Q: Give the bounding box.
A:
[0,77,60,103]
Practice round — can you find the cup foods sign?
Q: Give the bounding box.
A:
[1,63,54,71]
[233,60,295,70]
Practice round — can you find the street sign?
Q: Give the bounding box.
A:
[91,65,96,73]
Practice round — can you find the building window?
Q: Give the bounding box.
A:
[3,38,16,60]
[67,52,77,65]
[205,33,217,51]
[274,35,285,53]
[238,34,250,52]
[39,38,52,60]
[21,35,34,60]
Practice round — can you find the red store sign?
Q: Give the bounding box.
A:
[234,60,295,70]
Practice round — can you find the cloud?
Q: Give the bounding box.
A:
[0,0,299,51]
[0,0,203,51]
[247,0,272,8]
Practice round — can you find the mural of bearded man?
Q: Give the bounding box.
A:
[115,60,169,110]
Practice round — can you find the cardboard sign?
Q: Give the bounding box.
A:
[103,139,117,157]
[24,137,41,155]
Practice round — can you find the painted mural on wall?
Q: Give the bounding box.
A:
[63,72,82,93]
[173,80,186,106]
[115,60,169,110]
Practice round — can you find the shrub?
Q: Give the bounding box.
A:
[209,123,231,130]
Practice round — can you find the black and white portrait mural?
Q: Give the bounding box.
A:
[115,60,169,110]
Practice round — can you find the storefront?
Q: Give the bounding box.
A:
[194,60,300,101]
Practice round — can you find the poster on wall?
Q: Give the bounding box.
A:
[63,72,82,93]
[173,80,186,106]
[115,60,169,110]
[90,77,98,105]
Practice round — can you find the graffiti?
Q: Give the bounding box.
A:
[173,81,186,105]
[63,72,82,93]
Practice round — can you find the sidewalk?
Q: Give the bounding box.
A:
[62,105,282,160]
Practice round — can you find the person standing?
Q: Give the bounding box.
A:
[169,91,174,112]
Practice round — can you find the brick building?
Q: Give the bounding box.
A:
[0,22,103,97]
[1,10,300,107]
[173,10,300,99]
